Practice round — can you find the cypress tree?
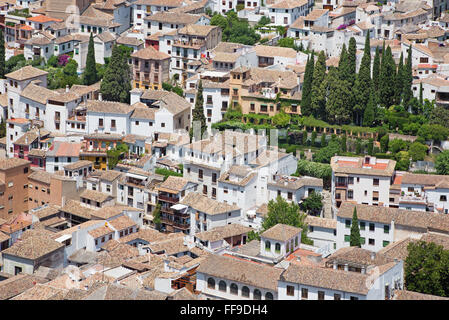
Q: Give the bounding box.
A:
[82,33,98,85]
[192,80,207,137]
[394,52,404,106]
[379,46,395,109]
[301,52,314,116]
[0,29,4,78]
[310,51,327,119]
[338,43,348,80]
[353,32,372,126]
[347,37,357,86]
[350,207,361,247]
[100,44,132,103]
[372,46,380,91]
[341,134,347,152]
[363,91,375,127]
[326,66,351,124]
[419,82,423,105]
[402,45,413,108]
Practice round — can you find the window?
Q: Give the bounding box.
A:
[348,177,354,184]
[24,167,28,174]
[286,285,295,296]
[265,292,273,300]
[373,178,379,186]
[301,288,308,300]
[383,240,390,247]
[360,237,365,245]
[369,238,375,246]
[253,289,261,300]
[318,291,325,300]
[369,223,375,231]
[242,286,250,297]
[287,192,292,200]
[207,277,215,289]
[358,221,365,230]
[198,169,203,179]
[275,242,281,253]
[230,283,238,295]
[99,118,104,127]
[345,220,351,228]
[344,235,350,242]
[265,241,271,251]
[347,190,353,199]
[384,225,390,233]
[218,280,226,292]
[440,195,447,202]
[334,293,341,300]
[350,296,359,300]
[111,119,116,128]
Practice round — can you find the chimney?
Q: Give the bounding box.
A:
[333,261,338,270]
[344,263,348,272]
[65,85,69,93]
[361,267,366,274]
[371,252,376,260]
[99,92,102,101]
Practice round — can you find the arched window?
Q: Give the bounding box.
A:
[265,240,271,251]
[265,292,274,300]
[286,242,290,253]
[207,277,215,289]
[295,236,298,247]
[254,289,261,300]
[218,280,227,292]
[275,242,281,253]
[230,283,238,295]
[242,286,250,297]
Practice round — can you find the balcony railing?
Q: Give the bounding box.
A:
[158,195,179,203]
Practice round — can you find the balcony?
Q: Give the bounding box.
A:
[173,39,205,49]
[399,194,427,205]
[158,194,179,203]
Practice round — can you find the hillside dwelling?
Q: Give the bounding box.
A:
[259,224,302,261]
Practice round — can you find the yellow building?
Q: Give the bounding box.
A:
[130,46,171,90]
[80,133,123,170]
[229,66,302,117]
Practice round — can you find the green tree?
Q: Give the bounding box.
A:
[295,160,332,188]
[367,138,374,155]
[436,150,449,175]
[408,142,428,162]
[325,66,351,124]
[302,130,308,145]
[192,80,207,138]
[152,204,162,231]
[106,143,128,169]
[310,51,326,119]
[247,230,260,241]
[311,130,317,146]
[353,32,371,125]
[341,134,347,152]
[257,16,271,27]
[272,110,291,127]
[402,45,413,108]
[301,191,323,216]
[380,134,389,153]
[0,29,5,78]
[405,241,449,297]
[394,52,404,106]
[278,37,297,50]
[350,207,361,247]
[419,82,423,105]
[429,105,449,128]
[82,33,98,85]
[301,52,314,116]
[355,138,362,154]
[262,196,312,244]
[100,44,131,103]
[372,46,380,92]
[379,46,396,108]
[313,139,341,163]
[346,37,357,87]
[320,133,327,147]
[362,91,376,127]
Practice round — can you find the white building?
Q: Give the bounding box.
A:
[180,192,241,235]
[336,202,449,252]
[330,156,396,212]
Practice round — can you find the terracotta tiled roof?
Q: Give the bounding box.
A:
[197,254,283,291]
[393,290,449,300]
[180,192,240,215]
[2,234,64,260]
[80,189,112,203]
[0,274,48,300]
[0,158,30,170]
[261,223,301,242]
[108,215,137,231]
[5,65,48,81]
